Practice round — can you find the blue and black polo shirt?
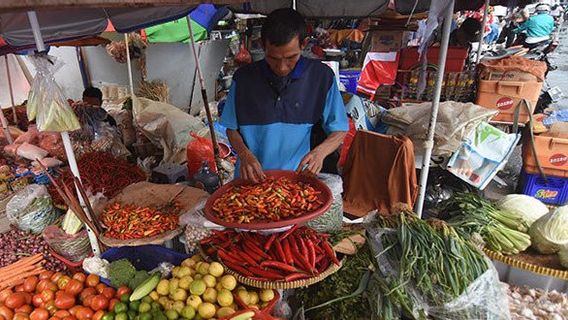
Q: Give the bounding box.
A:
[220,56,349,172]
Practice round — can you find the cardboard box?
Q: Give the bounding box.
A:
[370,30,410,52]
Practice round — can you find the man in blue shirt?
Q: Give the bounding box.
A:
[514,4,555,47]
[220,9,348,182]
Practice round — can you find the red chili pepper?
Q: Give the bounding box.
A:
[243,240,271,260]
[273,240,287,263]
[223,260,255,277]
[285,273,310,282]
[278,224,300,241]
[321,240,340,266]
[318,257,331,273]
[282,238,294,266]
[236,250,259,266]
[289,237,312,273]
[218,250,241,265]
[260,260,298,273]
[248,266,284,280]
[264,233,278,251]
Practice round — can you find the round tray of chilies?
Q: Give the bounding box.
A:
[204,170,333,230]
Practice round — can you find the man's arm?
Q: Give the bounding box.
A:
[227,129,265,183]
[297,131,346,174]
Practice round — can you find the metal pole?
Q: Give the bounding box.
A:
[186,15,224,184]
[124,33,135,97]
[0,104,13,144]
[27,10,101,255]
[415,0,455,217]
[5,55,18,124]
[476,0,490,65]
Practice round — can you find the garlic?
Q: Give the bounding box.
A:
[506,283,568,320]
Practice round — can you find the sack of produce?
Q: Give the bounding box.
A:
[27,54,81,132]
[180,199,212,253]
[6,184,60,234]
[529,205,568,254]
[16,142,49,160]
[42,225,91,262]
[368,213,510,320]
[306,173,343,232]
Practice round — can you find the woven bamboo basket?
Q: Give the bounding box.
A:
[483,248,568,281]
[218,257,343,290]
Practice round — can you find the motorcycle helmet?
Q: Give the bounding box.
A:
[536,3,552,13]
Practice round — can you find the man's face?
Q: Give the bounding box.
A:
[264,35,304,77]
[83,96,101,107]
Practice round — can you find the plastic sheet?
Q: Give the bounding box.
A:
[306,174,344,232]
[42,226,92,262]
[6,184,60,234]
[16,142,48,160]
[27,55,81,132]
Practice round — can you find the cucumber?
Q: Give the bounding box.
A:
[130,273,160,301]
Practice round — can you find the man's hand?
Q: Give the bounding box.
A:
[297,148,327,176]
[240,150,266,183]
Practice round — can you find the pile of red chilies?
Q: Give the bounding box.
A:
[200,226,340,282]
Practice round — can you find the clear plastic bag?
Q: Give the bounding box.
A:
[6,184,60,234]
[306,173,344,232]
[180,199,213,253]
[42,226,92,262]
[27,55,81,132]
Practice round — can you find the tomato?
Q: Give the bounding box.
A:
[0,289,12,304]
[23,276,39,293]
[54,293,75,310]
[62,316,77,320]
[85,276,99,288]
[92,310,104,320]
[72,274,86,284]
[5,292,27,309]
[94,285,105,295]
[15,305,32,315]
[65,280,84,297]
[90,296,108,312]
[41,290,55,303]
[33,294,45,307]
[37,280,58,293]
[100,288,114,301]
[108,299,119,312]
[15,285,25,292]
[0,306,14,320]
[13,312,30,320]
[115,287,130,300]
[39,271,54,281]
[69,306,82,317]
[54,310,71,318]
[44,300,58,316]
[50,273,63,283]
[23,293,32,305]
[30,308,49,320]
[82,296,94,308]
[79,288,96,302]
[75,307,94,320]
[57,277,71,291]
[49,318,62,320]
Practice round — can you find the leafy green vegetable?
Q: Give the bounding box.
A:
[109,259,136,287]
[529,206,568,254]
[128,270,151,290]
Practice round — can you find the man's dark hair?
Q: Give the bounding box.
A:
[261,8,307,46]
[82,86,103,101]
[460,18,482,38]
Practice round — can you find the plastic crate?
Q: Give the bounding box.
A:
[339,69,361,95]
[520,170,568,205]
[399,47,468,72]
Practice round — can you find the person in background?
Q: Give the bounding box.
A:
[514,3,555,47]
[449,18,482,47]
[220,8,348,182]
[80,86,116,127]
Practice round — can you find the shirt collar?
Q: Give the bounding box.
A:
[260,56,307,80]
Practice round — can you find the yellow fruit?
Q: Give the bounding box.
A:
[216,289,233,307]
[191,255,203,263]
[236,290,250,305]
[249,292,259,305]
[169,278,180,294]
[189,279,207,296]
[173,301,185,313]
[208,262,224,277]
[236,286,246,292]
[216,307,235,318]
[178,266,192,278]
[181,305,196,320]
[179,276,193,290]
[149,291,160,301]
[259,289,275,302]
[157,279,170,296]
[194,274,203,280]
[220,275,237,291]
[158,296,169,307]
[182,258,197,268]
[172,288,188,301]
[229,303,238,310]
[202,288,218,304]
[197,262,210,275]
[171,266,181,278]
[202,275,216,288]
[187,295,203,310]
[198,302,216,319]
[164,299,175,311]
[215,283,224,291]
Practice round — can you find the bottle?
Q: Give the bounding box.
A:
[193,161,220,194]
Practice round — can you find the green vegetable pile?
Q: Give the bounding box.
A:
[109,259,137,287]
[440,193,531,255]
[369,213,492,320]
[129,270,151,290]
[295,236,375,320]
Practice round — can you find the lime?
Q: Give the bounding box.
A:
[142,296,153,304]
[121,294,131,303]
[102,312,115,320]
[151,301,162,311]
[127,310,137,320]
[165,309,179,320]
[139,313,152,320]
[114,302,128,314]
[115,312,128,320]
[129,301,141,312]
[138,302,151,313]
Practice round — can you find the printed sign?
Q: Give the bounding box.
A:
[549,153,568,166]
[496,97,514,110]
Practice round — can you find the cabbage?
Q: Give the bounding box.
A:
[559,245,568,269]
[497,194,549,227]
[529,206,568,254]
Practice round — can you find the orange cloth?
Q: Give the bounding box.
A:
[328,29,365,46]
[343,131,417,216]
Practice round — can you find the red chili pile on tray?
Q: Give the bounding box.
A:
[201,226,340,282]
[100,202,180,240]
[212,178,324,223]
[48,152,146,205]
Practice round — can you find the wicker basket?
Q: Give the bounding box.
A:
[219,258,343,290]
[483,248,568,281]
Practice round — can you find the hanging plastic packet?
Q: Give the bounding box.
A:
[27,54,81,132]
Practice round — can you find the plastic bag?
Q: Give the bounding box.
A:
[37,131,66,160]
[42,226,92,262]
[306,174,344,232]
[27,55,81,132]
[186,132,216,176]
[16,142,49,160]
[235,43,252,65]
[32,157,64,168]
[6,184,60,234]
[180,199,214,253]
